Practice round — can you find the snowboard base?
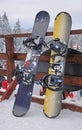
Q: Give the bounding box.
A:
[12,83,33,117]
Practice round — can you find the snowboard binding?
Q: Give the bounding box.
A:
[12,64,34,85]
[12,64,23,83]
[42,74,63,87]
[23,36,46,50]
[50,38,67,56]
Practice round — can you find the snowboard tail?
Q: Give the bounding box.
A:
[43,12,72,118]
[12,11,50,117]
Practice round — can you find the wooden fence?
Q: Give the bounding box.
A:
[0,30,82,88]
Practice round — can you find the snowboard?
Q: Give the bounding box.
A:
[43,12,72,118]
[12,11,50,117]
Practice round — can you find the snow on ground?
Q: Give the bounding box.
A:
[0,84,82,130]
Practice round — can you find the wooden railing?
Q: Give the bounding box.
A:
[0,30,82,88]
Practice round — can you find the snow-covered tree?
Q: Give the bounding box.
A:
[13,19,25,66]
[13,19,21,34]
[13,19,23,53]
[2,12,12,34]
[0,15,5,53]
[0,12,12,66]
[0,15,2,34]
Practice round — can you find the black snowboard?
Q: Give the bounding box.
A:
[12,11,50,117]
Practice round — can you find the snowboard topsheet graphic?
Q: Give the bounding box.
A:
[12,11,50,117]
[43,12,72,118]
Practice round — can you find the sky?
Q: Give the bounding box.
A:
[0,0,82,30]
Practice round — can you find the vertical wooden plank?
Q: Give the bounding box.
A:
[5,36,15,83]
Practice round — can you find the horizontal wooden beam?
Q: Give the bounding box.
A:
[64,75,82,86]
[70,29,82,35]
[14,53,26,60]
[14,53,50,62]
[0,53,7,60]
[32,97,82,113]
[1,29,82,37]
[0,69,7,76]
[0,29,82,39]
[66,54,82,64]
[0,69,82,87]
[35,73,82,87]
[35,72,46,80]
[1,52,82,64]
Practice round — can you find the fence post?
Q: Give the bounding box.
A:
[5,36,15,83]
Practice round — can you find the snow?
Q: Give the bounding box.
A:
[0,85,82,130]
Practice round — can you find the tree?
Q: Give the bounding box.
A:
[13,19,24,66]
[0,12,12,65]
[2,12,12,34]
[13,19,22,53]
[0,15,2,34]
[13,19,21,34]
[0,15,5,53]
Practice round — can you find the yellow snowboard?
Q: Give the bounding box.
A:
[43,12,72,118]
